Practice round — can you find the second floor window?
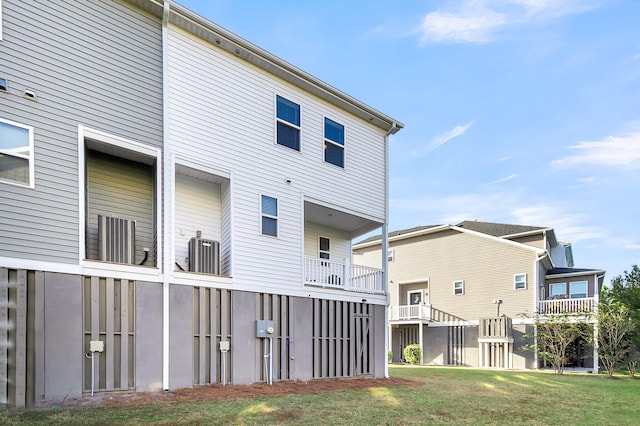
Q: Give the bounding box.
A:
[0,118,34,187]
[569,281,587,298]
[261,195,278,237]
[276,95,300,151]
[454,280,464,295]
[319,237,330,259]
[514,273,526,290]
[324,117,344,168]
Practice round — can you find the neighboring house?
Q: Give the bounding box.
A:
[353,221,604,371]
[0,0,401,408]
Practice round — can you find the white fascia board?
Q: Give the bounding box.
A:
[546,270,606,279]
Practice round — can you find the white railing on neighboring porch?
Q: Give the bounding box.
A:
[538,297,597,315]
[304,257,384,294]
[389,304,431,321]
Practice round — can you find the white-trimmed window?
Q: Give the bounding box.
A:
[549,283,566,299]
[387,249,394,262]
[514,273,527,290]
[319,236,330,259]
[0,118,34,187]
[276,95,300,151]
[324,117,344,168]
[261,195,278,237]
[408,290,422,305]
[569,281,587,299]
[453,280,464,295]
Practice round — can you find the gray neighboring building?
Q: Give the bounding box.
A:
[0,0,402,408]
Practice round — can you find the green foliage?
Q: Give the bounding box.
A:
[607,265,640,347]
[522,313,592,374]
[387,350,392,363]
[597,297,636,377]
[403,344,421,365]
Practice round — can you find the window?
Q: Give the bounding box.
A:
[0,118,34,186]
[549,283,567,299]
[453,280,464,295]
[319,236,330,259]
[324,117,344,167]
[408,290,422,305]
[387,249,394,262]
[261,195,278,237]
[569,281,587,299]
[514,273,527,290]
[276,95,300,151]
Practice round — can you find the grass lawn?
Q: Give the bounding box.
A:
[2,366,639,425]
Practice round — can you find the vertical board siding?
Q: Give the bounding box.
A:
[83,276,135,392]
[254,293,291,382]
[86,152,155,266]
[0,268,29,407]
[192,287,232,385]
[0,0,162,263]
[312,300,376,378]
[174,173,222,271]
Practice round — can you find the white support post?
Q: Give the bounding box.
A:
[418,322,424,364]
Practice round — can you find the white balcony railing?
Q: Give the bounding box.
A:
[389,304,431,321]
[304,257,384,294]
[538,297,597,315]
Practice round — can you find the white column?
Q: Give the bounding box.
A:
[418,322,424,365]
[593,322,599,374]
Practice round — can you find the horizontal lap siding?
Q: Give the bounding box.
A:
[384,230,537,320]
[0,0,162,263]
[167,27,386,292]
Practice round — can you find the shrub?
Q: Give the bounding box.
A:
[403,344,421,365]
[388,350,392,363]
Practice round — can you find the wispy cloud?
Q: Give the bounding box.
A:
[417,0,601,44]
[489,173,518,184]
[410,122,473,158]
[511,205,604,243]
[551,131,640,168]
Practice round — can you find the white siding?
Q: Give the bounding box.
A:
[166,26,387,293]
[174,173,221,270]
[304,223,351,262]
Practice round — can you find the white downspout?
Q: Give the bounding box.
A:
[161,0,171,391]
[383,122,397,378]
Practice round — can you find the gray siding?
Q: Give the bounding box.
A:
[0,0,162,264]
[86,151,156,265]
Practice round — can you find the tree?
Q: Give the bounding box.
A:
[522,313,593,375]
[597,297,635,377]
[607,265,640,376]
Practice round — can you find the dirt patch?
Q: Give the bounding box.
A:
[74,377,421,408]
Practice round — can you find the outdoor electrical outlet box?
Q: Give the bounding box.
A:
[256,320,275,338]
[219,341,230,352]
[89,340,104,353]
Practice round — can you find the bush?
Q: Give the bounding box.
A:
[388,350,392,363]
[403,344,421,365]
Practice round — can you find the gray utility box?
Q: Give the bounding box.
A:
[256,320,275,338]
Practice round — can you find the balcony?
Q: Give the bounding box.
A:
[478,317,512,340]
[538,297,597,315]
[388,304,432,322]
[304,257,384,294]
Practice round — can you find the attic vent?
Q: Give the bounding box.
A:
[98,215,136,264]
[23,89,36,101]
[189,237,220,275]
[0,78,6,92]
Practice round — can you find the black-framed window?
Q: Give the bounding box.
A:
[324,117,344,167]
[276,95,300,151]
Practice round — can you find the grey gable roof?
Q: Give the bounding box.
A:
[456,220,546,237]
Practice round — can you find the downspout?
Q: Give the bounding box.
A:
[383,122,397,378]
[161,0,171,391]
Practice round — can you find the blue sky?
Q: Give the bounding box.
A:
[178,0,640,284]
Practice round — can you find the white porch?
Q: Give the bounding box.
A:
[304,257,384,294]
[388,304,432,322]
[537,297,597,315]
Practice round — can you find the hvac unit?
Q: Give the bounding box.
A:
[189,237,220,275]
[98,215,136,264]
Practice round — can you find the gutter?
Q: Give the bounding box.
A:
[161,0,171,391]
[383,122,397,378]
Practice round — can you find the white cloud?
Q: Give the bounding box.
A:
[551,131,640,168]
[489,173,518,184]
[410,122,473,158]
[417,0,600,44]
[511,205,604,243]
